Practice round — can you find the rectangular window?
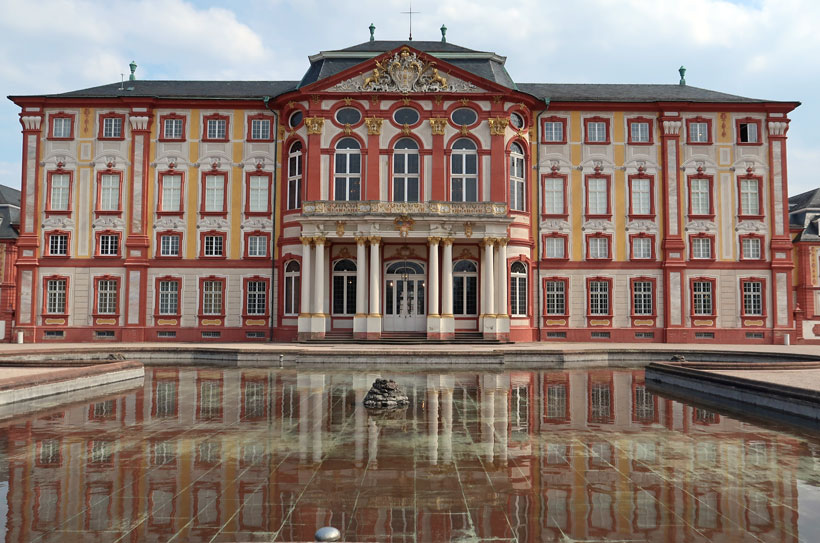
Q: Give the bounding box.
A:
[630,177,651,215]
[586,178,608,216]
[161,175,182,212]
[689,178,711,216]
[632,281,653,316]
[689,122,709,143]
[247,175,269,213]
[587,121,607,143]
[99,174,120,211]
[246,281,267,315]
[50,174,70,211]
[158,280,179,315]
[588,237,609,260]
[589,280,610,316]
[46,279,67,314]
[742,237,762,259]
[247,235,267,257]
[545,280,566,315]
[164,118,183,140]
[202,281,223,315]
[160,234,180,257]
[543,121,564,143]
[53,117,72,138]
[743,281,763,316]
[691,237,712,259]
[545,237,565,259]
[544,177,565,215]
[96,279,118,315]
[632,237,652,259]
[692,281,713,316]
[99,234,119,256]
[207,119,226,140]
[739,122,758,143]
[739,178,760,216]
[204,175,225,213]
[203,235,223,257]
[102,117,122,139]
[250,119,270,140]
[49,234,68,256]
[630,122,650,143]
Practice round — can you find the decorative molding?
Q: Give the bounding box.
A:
[626,219,659,233]
[663,120,682,136]
[429,118,447,135]
[92,216,125,230]
[41,216,74,229]
[241,217,273,230]
[154,216,186,230]
[364,117,383,135]
[305,117,324,135]
[685,220,717,233]
[768,121,789,137]
[197,217,229,229]
[543,219,571,233]
[582,219,614,232]
[129,116,150,131]
[488,117,509,136]
[735,220,767,233]
[302,200,508,217]
[20,115,42,131]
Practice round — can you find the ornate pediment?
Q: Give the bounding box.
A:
[327,47,484,94]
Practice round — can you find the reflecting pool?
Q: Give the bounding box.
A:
[1,367,819,542]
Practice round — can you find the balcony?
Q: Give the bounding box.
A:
[301,200,508,217]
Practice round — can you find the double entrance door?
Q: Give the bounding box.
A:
[383,261,426,332]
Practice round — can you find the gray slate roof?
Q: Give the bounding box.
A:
[339,40,481,53]
[518,83,770,103]
[0,185,20,240]
[22,81,299,100]
[0,185,20,207]
[789,189,820,241]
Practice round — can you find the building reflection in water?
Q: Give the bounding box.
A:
[1,368,814,542]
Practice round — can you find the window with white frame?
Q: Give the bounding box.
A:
[284,261,300,316]
[247,235,267,257]
[692,281,713,315]
[49,234,68,256]
[587,121,607,142]
[96,279,118,314]
[287,142,303,210]
[739,122,758,143]
[689,122,709,143]
[247,175,268,213]
[739,178,760,216]
[691,237,712,259]
[544,121,563,142]
[632,281,653,315]
[46,279,67,314]
[203,235,223,257]
[632,237,652,259]
[99,234,119,256]
[545,280,566,315]
[332,259,357,315]
[630,177,651,215]
[509,142,525,211]
[50,174,70,211]
[510,261,527,316]
[99,174,120,211]
[161,175,182,212]
[743,281,763,316]
[544,177,564,215]
[250,118,270,140]
[689,178,711,215]
[164,118,183,139]
[630,121,650,143]
[158,280,179,315]
[450,139,478,202]
[334,138,361,201]
[160,234,180,257]
[588,237,609,259]
[202,280,223,315]
[587,178,608,215]
[545,237,565,259]
[589,280,610,315]
[393,138,419,202]
[204,175,225,212]
[207,118,226,140]
[102,117,122,138]
[453,260,478,315]
[53,117,72,138]
[246,281,267,315]
[742,237,762,259]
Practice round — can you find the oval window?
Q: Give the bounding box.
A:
[393,107,420,125]
[335,107,362,125]
[288,110,303,128]
[451,108,477,126]
[510,112,524,130]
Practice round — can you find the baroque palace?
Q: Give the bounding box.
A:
[7,29,801,343]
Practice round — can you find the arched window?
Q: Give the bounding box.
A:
[450,139,478,202]
[334,138,361,201]
[332,259,357,315]
[510,261,527,316]
[284,260,300,316]
[510,142,525,211]
[287,141,302,210]
[393,138,419,202]
[453,260,478,315]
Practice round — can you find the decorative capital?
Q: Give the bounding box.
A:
[19,115,42,131]
[488,117,509,136]
[313,235,327,246]
[429,118,447,136]
[129,115,150,131]
[305,117,324,135]
[300,237,313,246]
[441,237,454,246]
[768,120,789,137]
[427,236,441,245]
[368,236,382,244]
[663,120,682,136]
[364,117,383,135]
[482,237,496,248]
[355,236,369,246]
[495,237,509,247]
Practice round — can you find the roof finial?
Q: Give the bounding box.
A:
[129,60,137,81]
[401,3,420,41]
[369,23,375,42]
[440,24,447,43]
[679,65,686,86]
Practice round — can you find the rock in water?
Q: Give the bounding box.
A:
[363,378,409,409]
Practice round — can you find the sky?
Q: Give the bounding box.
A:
[0,0,817,195]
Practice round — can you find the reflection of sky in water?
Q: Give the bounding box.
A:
[0,367,817,542]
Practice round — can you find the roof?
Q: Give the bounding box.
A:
[518,83,774,103]
[16,81,299,100]
[0,185,20,207]
[0,186,21,240]
[338,40,482,54]
[789,189,820,241]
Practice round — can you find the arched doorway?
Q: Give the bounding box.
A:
[384,261,426,332]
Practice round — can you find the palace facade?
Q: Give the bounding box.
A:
[8,32,800,343]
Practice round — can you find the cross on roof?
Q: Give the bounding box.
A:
[401,3,420,41]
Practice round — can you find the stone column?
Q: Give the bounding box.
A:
[441,386,453,464]
[354,236,368,338]
[297,238,313,341]
[441,238,454,339]
[367,237,382,339]
[427,387,439,465]
[484,238,495,316]
[310,237,326,339]
[428,237,440,316]
[495,238,508,317]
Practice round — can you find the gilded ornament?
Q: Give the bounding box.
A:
[355,236,369,246]
[310,94,320,104]
[394,215,415,237]
[460,125,469,136]
[427,236,441,244]
[335,221,345,237]
[434,95,443,105]
[464,222,473,238]
[401,124,411,135]
[364,117,383,135]
[305,117,324,135]
[337,247,351,258]
[429,118,447,135]
[488,117,509,136]
[344,124,352,135]
[402,96,411,105]
[343,97,353,105]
